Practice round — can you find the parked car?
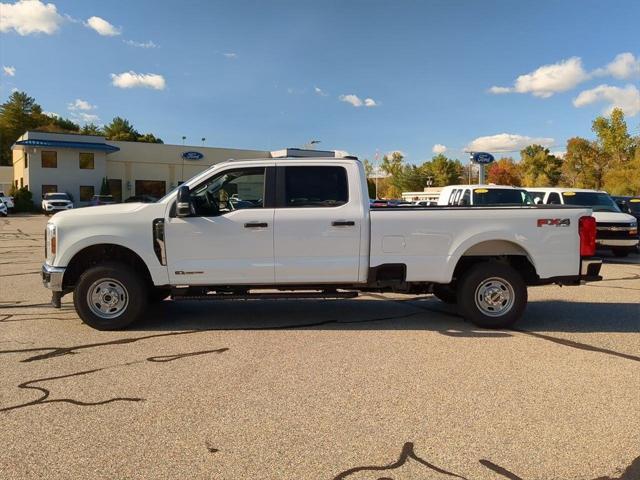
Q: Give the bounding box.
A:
[438,185,534,206]
[612,196,640,251]
[0,191,14,211]
[43,154,601,331]
[41,192,73,215]
[89,195,116,206]
[0,200,7,217]
[527,188,638,257]
[413,200,437,207]
[370,199,388,207]
[124,195,157,203]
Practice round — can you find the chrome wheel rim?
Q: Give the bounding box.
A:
[474,277,514,317]
[87,278,129,319]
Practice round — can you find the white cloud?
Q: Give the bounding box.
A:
[110,71,166,90]
[339,93,379,108]
[594,52,640,79]
[85,16,120,36]
[67,98,95,111]
[223,52,237,59]
[489,57,589,98]
[314,86,328,97]
[432,144,447,154]
[74,112,100,123]
[3,65,16,76]
[0,0,64,35]
[466,133,555,153]
[573,84,640,117]
[43,111,59,117]
[123,39,157,48]
[551,151,566,159]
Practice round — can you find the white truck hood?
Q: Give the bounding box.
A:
[54,203,147,219]
[592,211,637,224]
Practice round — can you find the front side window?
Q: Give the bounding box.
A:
[79,152,94,169]
[80,185,94,202]
[547,192,561,204]
[190,167,265,216]
[41,151,57,168]
[284,166,348,208]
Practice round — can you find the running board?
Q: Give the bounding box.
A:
[171,289,359,301]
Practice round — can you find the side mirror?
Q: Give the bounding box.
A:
[534,197,542,205]
[176,185,192,217]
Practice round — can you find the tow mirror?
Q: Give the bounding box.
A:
[176,185,192,217]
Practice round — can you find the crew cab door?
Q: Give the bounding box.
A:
[273,164,362,283]
[165,165,275,285]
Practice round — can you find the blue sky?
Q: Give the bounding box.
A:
[1,0,639,163]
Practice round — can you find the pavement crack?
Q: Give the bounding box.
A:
[147,347,229,362]
[0,368,144,413]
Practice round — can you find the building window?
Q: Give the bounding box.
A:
[79,185,95,202]
[42,185,58,196]
[108,179,122,202]
[135,180,166,199]
[79,152,94,169]
[41,151,57,168]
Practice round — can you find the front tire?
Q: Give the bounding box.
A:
[457,262,527,329]
[74,261,147,330]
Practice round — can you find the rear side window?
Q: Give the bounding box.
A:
[447,189,458,205]
[284,166,348,207]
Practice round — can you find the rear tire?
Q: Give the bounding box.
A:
[74,261,147,330]
[432,284,457,304]
[457,262,527,329]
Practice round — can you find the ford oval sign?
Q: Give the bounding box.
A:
[472,152,495,164]
[182,151,204,160]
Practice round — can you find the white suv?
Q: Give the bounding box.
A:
[527,188,638,257]
[0,191,14,210]
[42,192,74,215]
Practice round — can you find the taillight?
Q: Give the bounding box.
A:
[579,216,596,257]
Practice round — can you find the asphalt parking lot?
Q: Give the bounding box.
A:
[1,214,638,480]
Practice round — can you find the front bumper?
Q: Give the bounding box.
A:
[42,263,66,291]
[597,239,638,247]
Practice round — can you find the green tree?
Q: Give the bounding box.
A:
[425,154,463,186]
[103,117,140,141]
[100,177,111,196]
[393,164,430,192]
[520,145,563,187]
[380,151,404,177]
[592,108,634,164]
[362,159,374,178]
[0,92,43,165]
[137,132,163,144]
[80,123,104,135]
[562,137,599,188]
[487,157,522,186]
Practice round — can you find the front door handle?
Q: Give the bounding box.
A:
[244,222,268,228]
[332,220,355,227]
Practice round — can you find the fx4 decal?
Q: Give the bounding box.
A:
[537,218,571,227]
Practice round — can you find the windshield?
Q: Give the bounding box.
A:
[45,193,69,200]
[561,192,621,212]
[472,188,533,205]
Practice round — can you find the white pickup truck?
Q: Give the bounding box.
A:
[42,152,602,330]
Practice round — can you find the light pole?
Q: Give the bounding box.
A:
[182,136,186,146]
[201,137,206,146]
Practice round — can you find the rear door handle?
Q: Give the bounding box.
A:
[244,222,268,228]
[332,220,355,227]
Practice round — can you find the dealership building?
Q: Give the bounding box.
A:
[10,131,272,204]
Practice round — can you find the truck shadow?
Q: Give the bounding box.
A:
[134,297,639,335]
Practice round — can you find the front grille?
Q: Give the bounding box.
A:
[596,222,636,240]
[51,202,68,207]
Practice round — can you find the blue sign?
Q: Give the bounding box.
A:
[182,151,204,160]
[472,152,495,164]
